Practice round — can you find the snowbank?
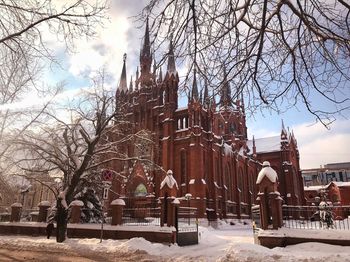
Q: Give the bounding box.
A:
[1,219,350,261]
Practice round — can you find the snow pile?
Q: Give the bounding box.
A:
[1,219,350,261]
[222,242,350,262]
[256,161,278,184]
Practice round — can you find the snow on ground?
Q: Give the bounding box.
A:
[1,220,350,261]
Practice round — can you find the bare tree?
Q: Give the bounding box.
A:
[11,70,158,242]
[0,0,108,172]
[142,0,350,126]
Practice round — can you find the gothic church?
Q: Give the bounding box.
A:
[106,20,305,218]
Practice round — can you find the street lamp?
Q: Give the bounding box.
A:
[185,193,192,225]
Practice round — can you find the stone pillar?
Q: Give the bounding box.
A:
[110,199,125,225]
[69,200,84,224]
[38,201,51,222]
[256,161,282,230]
[257,193,269,230]
[269,192,283,229]
[10,203,22,222]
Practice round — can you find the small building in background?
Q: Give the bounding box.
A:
[302,162,350,187]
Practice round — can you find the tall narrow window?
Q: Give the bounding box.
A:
[180,149,187,186]
[225,165,231,200]
[238,168,243,202]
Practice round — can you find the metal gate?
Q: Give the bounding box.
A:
[175,206,198,246]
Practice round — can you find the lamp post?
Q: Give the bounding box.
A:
[185,193,192,225]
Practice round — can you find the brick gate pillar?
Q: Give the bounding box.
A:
[256,161,282,230]
[10,203,22,222]
[38,201,51,222]
[69,200,84,224]
[110,199,125,225]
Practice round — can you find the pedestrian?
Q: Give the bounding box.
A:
[46,222,54,239]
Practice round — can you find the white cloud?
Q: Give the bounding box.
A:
[293,120,350,169]
[68,15,130,81]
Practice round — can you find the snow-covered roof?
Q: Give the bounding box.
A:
[160,170,178,190]
[256,161,278,184]
[304,185,324,191]
[247,136,281,153]
[331,181,350,187]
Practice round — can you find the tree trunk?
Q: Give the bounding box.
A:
[56,199,68,243]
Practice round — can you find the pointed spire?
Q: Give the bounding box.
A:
[129,76,133,92]
[220,66,232,107]
[203,79,210,108]
[210,90,216,111]
[240,91,245,114]
[252,135,257,155]
[282,119,287,132]
[167,40,176,73]
[153,58,157,75]
[281,119,288,141]
[158,67,163,82]
[139,17,152,86]
[142,17,151,58]
[191,68,199,101]
[118,53,128,93]
[135,67,139,90]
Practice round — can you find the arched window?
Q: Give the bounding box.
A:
[134,183,147,197]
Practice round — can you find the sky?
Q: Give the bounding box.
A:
[9,0,350,169]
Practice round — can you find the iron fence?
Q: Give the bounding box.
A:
[121,197,161,226]
[282,205,350,230]
[122,207,161,226]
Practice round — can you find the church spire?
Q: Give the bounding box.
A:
[167,40,177,74]
[142,18,151,59]
[118,53,128,93]
[281,119,288,140]
[140,18,152,85]
[220,67,232,107]
[191,68,199,101]
[203,79,210,108]
[158,67,163,82]
[129,76,133,92]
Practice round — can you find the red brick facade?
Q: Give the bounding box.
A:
[104,22,304,218]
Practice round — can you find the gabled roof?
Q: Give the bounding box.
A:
[247,135,281,153]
